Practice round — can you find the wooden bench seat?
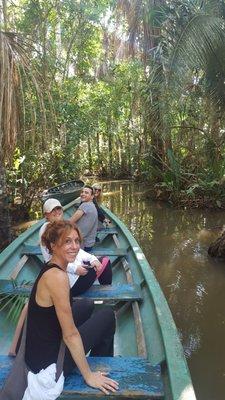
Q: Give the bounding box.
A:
[96,227,118,243]
[97,227,118,236]
[0,356,164,399]
[0,281,143,303]
[21,244,42,256]
[92,248,127,257]
[21,243,127,259]
[76,284,143,302]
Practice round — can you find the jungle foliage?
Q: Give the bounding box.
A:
[1,0,225,217]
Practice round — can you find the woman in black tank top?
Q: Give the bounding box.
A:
[24,220,118,395]
[25,263,63,372]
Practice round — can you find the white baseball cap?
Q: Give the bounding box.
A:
[43,198,62,214]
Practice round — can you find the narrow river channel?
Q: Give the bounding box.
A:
[102,180,225,400]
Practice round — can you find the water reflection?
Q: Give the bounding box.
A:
[102,180,225,400]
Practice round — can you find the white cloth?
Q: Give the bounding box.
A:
[39,222,51,263]
[22,363,64,400]
[39,222,98,287]
[67,248,98,287]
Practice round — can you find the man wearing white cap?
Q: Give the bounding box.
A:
[39,199,63,261]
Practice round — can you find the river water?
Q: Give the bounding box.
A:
[102,180,225,400]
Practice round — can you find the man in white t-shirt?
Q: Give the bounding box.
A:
[40,198,112,296]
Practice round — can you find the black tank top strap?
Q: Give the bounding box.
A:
[46,262,64,272]
[30,262,64,302]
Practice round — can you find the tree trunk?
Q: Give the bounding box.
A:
[207,108,221,177]
[87,135,93,173]
[126,114,132,176]
[0,162,12,250]
[107,115,113,176]
[96,130,101,167]
[0,0,8,30]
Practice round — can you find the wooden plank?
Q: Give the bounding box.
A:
[96,227,118,244]
[0,280,30,296]
[8,255,28,280]
[92,248,127,257]
[97,228,118,239]
[21,243,127,258]
[96,227,118,236]
[75,284,143,302]
[113,234,147,358]
[0,356,164,398]
[0,280,16,294]
[21,244,41,256]
[0,282,142,303]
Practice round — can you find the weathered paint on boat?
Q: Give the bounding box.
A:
[0,199,196,400]
[40,179,84,205]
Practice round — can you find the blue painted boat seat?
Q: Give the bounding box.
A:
[0,280,142,302]
[0,356,164,398]
[96,227,118,243]
[76,284,143,302]
[21,243,127,257]
[21,243,127,258]
[97,227,118,235]
[92,248,127,257]
[21,244,42,256]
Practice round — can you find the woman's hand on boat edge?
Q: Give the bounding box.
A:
[85,371,119,394]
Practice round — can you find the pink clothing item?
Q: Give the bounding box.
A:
[96,257,110,279]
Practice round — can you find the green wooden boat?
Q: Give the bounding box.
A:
[0,199,196,399]
[40,179,84,205]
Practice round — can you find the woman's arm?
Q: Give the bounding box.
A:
[47,270,118,394]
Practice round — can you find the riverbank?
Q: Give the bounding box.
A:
[145,183,225,209]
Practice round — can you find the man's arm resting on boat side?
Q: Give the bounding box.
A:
[48,271,119,394]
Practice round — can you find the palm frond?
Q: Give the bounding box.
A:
[169,15,225,76]
[168,14,225,108]
[0,31,55,161]
[202,0,224,17]
[0,280,31,323]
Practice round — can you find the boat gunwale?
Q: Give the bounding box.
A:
[0,199,78,268]
[44,180,84,194]
[0,219,44,269]
[101,205,196,400]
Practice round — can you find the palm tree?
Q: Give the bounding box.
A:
[115,0,167,177]
[0,30,48,248]
[168,0,225,178]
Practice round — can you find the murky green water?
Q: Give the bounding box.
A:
[102,180,225,400]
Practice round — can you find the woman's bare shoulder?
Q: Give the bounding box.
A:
[44,267,69,286]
